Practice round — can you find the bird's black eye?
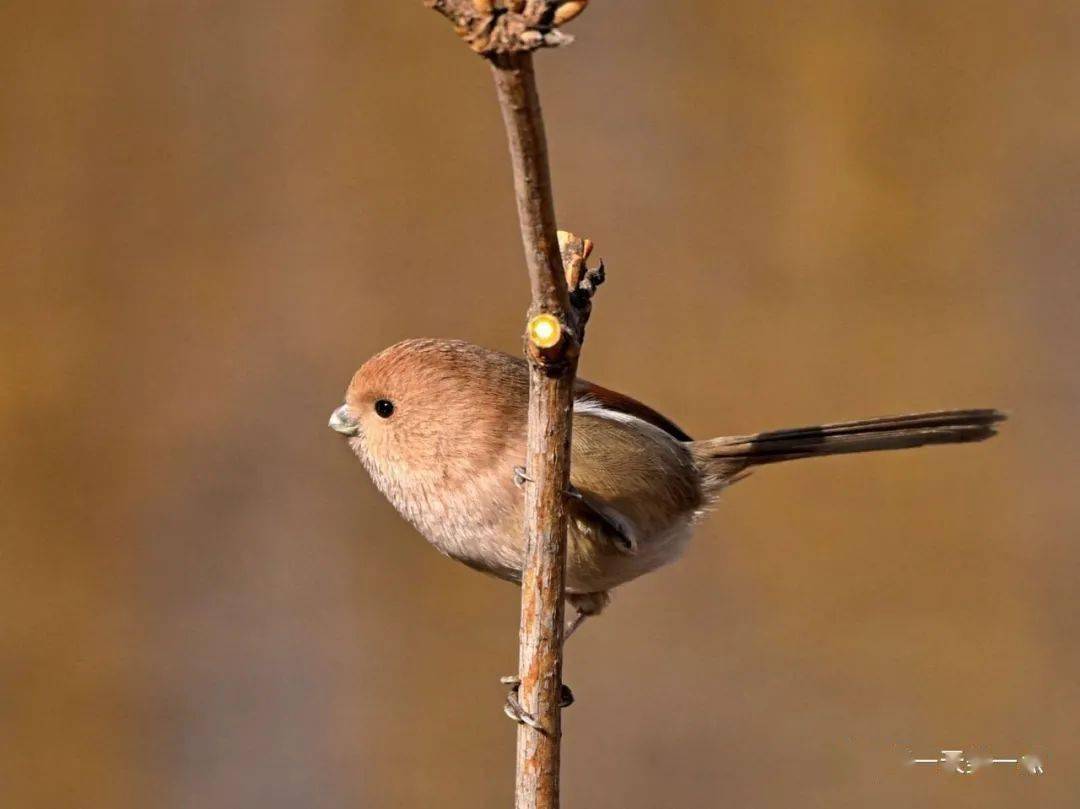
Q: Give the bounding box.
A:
[374,399,395,419]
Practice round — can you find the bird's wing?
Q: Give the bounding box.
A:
[569,404,701,556]
[574,379,692,441]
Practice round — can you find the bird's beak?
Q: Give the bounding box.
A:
[328,404,360,436]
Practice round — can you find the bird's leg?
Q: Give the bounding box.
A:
[566,591,610,634]
[501,601,587,724]
[501,611,579,724]
[564,607,590,641]
[501,594,608,723]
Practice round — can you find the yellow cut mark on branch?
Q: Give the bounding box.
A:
[527,313,562,349]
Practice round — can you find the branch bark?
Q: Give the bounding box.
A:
[426,4,596,808]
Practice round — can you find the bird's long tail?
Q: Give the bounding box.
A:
[691,409,1006,491]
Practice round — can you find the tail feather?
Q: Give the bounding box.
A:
[692,409,1006,488]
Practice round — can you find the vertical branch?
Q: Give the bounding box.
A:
[492,51,576,809]
[425,4,594,809]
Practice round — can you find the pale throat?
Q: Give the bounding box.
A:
[348,432,521,572]
[350,436,486,527]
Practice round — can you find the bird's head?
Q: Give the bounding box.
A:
[328,338,527,488]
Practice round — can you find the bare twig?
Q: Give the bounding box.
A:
[426,4,594,808]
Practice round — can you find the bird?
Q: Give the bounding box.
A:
[329,337,1005,639]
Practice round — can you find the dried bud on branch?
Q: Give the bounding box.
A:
[558,229,605,341]
[426,0,589,55]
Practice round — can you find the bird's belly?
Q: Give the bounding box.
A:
[372,459,697,594]
[363,456,527,582]
[422,519,526,583]
[417,506,695,596]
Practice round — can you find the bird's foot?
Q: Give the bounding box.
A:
[500,675,574,727]
[514,467,584,505]
[513,468,583,502]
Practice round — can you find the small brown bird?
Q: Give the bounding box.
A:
[330,338,1004,635]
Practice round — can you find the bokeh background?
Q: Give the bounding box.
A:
[3,2,1078,807]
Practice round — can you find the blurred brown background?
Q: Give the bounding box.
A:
[2,2,1077,807]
